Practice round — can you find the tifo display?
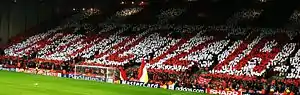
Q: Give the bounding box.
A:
[1,7,300,95]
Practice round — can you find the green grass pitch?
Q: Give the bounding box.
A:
[0,71,207,95]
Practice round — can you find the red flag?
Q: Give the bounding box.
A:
[137,58,148,83]
[197,76,211,84]
[119,67,128,80]
[138,58,146,79]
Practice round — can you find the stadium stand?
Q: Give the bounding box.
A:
[1,6,300,95]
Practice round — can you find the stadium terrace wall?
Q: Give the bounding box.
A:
[0,0,56,45]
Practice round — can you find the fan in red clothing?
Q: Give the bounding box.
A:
[197,76,211,85]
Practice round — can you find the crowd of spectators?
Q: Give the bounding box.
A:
[108,7,143,22]
[83,8,101,18]
[1,7,300,95]
[157,8,186,24]
[115,7,143,17]
[226,9,263,26]
[286,11,300,28]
